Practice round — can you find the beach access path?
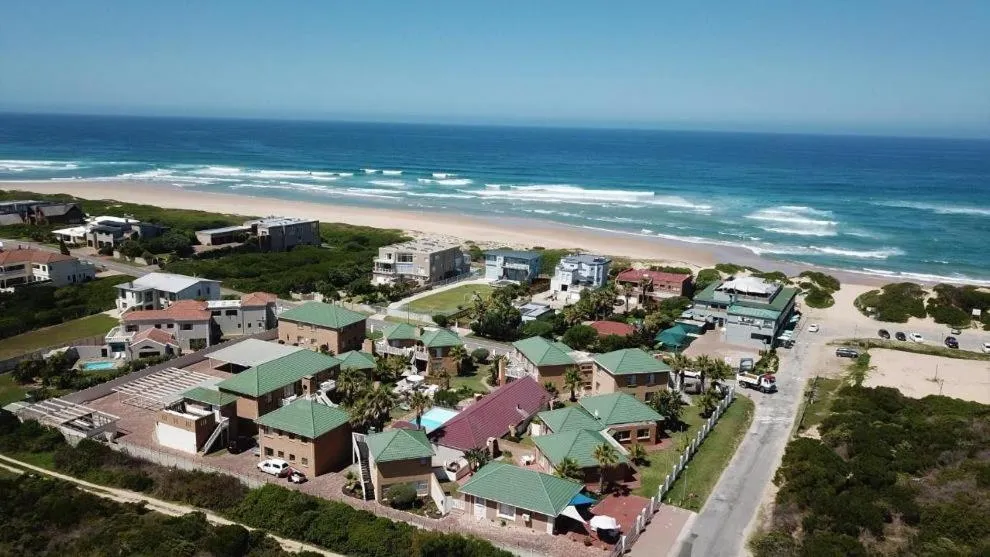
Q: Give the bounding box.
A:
[0,453,343,557]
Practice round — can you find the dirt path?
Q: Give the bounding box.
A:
[0,454,342,557]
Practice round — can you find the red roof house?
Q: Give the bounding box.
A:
[615,268,692,299]
[122,300,212,323]
[432,376,549,451]
[590,320,636,337]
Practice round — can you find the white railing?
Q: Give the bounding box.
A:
[105,326,134,343]
[199,417,228,454]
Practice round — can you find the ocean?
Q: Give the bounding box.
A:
[1,113,988,284]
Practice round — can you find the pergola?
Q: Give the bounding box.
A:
[21,398,119,439]
[113,367,217,410]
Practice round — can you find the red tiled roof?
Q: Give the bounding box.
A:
[590,321,636,337]
[616,268,691,285]
[0,248,76,266]
[132,328,178,346]
[122,300,211,322]
[240,291,277,307]
[432,376,548,451]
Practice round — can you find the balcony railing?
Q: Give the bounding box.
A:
[105,326,134,343]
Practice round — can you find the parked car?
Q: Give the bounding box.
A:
[835,347,860,358]
[288,469,308,484]
[807,324,820,333]
[983,342,990,354]
[950,328,962,335]
[944,336,959,349]
[909,332,924,343]
[878,329,890,339]
[895,332,907,341]
[257,459,291,477]
[227,435,254,455]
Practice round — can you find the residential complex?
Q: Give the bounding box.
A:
[156,387,239,454]
[691,276,798,349]
[0,199,84,226]
[277,301,367,355]
[483,250,542,284]
[361,428,435,502]
[431,376,548,452]
[505,336,594,393]
[0,247,95,288]
[372,239,468,286]
[115,272,221,313]
[615,268,692,303]
[592,348,672,401]
[256,398,352,476]
[549,253,611,302]
[195,216,321,252]
[53,216,168,249]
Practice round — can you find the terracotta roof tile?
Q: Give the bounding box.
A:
[0,248,76,266]
[122,300,211,322]
[616,268,691,285]
[240,291,277,306]
[132,328,179,346]
[432,376,548,451]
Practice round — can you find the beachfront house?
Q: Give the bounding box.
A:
[483,250,542,284]
[195,217,320,251]
[115,272,221,313]
[207,292,278,337]
[506,336,594,393]
[360,428,436,503]
[155,387,240,455]
[256,398,352,476]
[0,200,84,226]
[52,216,168,250]
[615,268,692,305]
[549,254,611,302]
[691,276,798,349]
[115,300,216,352]
[277,301,367,355]
[458,461,584,535]
[592,348,671,402]
[372,239,468,286]
[0,247,95,288]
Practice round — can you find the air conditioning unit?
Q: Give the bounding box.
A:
[281,395,298,406]
[522,513,531,523]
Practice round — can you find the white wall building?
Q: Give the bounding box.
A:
[115,272,221,313]
[0,247,95,288]
[549,254,611,302]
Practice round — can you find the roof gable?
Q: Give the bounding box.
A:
[419,328,463,349]
[512,336,575,367]
[255,398,350,438]
[593,348,670,376]
[578,392,664,426]
[533,429,628,469]
[365,429,434,463]
[278,301,367,329]
[338,350,377,371]
[432,376,548,451]
[538,406,602,433]
[383,322,419,341]
[217,350,339,397]
[458,461,583,516]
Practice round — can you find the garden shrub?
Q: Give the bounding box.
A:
[385,483,418,509]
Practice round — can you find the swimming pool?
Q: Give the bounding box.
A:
[418,407,459,433]
[81,361,117,372]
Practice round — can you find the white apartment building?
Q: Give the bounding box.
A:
[115,272,222,313]
[549,254,611,302]
[0,247,96,288]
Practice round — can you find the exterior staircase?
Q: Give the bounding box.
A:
[356,438,375,501]
[200,417,228,455]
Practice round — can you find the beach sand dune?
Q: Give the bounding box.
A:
[864,349,990,404]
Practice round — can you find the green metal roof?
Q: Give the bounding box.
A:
[457,461,583,517]
[728,305,781,320]
[383,322,419,341]
[338,350,377,371]
[692,281,720,304]
[365,428,434,463]
[255,398,350,439]
[181,386,238,407]
[578,392,664,426]
[533,429,629,469]
[278,301,367,329]
[419,328,463,349]
[593,348,670,376]
[538,406,603,433]
[217,350,340,397]
[512,336,575,367]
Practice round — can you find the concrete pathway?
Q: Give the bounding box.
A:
[625,505,695,557]
[0,454,342,557]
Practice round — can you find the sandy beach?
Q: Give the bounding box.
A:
[0,179,904,288]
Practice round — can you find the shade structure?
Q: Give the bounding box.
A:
[559,505,587,524]
[590,515,620,531]
[570,493,597,506]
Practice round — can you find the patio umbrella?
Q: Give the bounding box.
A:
[559,505,587,524]
[590,515,620,531]
[406,375,425,384]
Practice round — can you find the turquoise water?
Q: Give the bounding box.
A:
[1,113,988,284]
[81,360,117,372]
[419,407,460,433]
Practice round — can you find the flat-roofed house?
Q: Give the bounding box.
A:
[363,428,435,502]
[458,461,584,535]
[245,216,321,252]
[483,250,542,284]
[691,276,798,349]
[256,398,352,476]
[156,387,239,455]
[549,254,611,302]
[115,272,221,313]
[207,292,278,338]
[194,224,252,246]
[372,239,468,286]
[592,348,671,402]
[0,247,95,288]
[277,301,367,355]
[217,350,340,433]
[615,268,692,304]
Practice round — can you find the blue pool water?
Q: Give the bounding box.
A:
[419,407,460,433]
[81,361,116,372]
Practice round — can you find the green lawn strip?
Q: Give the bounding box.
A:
[0,313,118,360]
[402,284,494,315]
[634,406,705,497]
[450,365,491,394]
[383,315,434,327]
[796,377,844,433]
[833,338,990,361]
[0,374,28,406]
[663,396,755,511]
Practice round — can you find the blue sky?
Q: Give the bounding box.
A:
[1,1,988,136]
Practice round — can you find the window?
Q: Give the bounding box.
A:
[264,447,273,456]
[287,433,296,440]
[125,325,138,332]
[497,503,516,520]
[615,430,631,441]
[289,453,296,462]
[637,428,651,440]
[225,309,238,316]
[420,457,429,465]
[154,324,162,329]
[180,323,193,331]
[277,450,284,458]
[166,323,174,329]
[237,323,241,328]
[415,480,429,494]
[627,375,637,387]
[301,457,308,466]
[211,311,221,317]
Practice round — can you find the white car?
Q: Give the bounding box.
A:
[807,324,820,333]
[909,333,924,343]
[257,458,290,477]
[983,342,990,354]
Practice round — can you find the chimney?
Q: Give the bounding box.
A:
[498,358,507,386]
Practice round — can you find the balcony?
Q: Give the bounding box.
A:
[105,326,134,344]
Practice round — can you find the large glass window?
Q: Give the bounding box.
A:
[497,503,516,520]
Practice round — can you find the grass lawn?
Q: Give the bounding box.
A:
[0,374,28,406]
[383,315,434,327]
[661,396,755,511]
[796,377,844,433]
[402,284,494,315]
[635,406,706,498]
[0,313,118,360]
[450,364,492,394]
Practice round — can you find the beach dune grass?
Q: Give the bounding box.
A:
[0,313,118,360]
[401,284,494,315]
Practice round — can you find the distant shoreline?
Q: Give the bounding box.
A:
[1,179,976,289]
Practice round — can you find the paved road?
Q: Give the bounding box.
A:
[677,326,819,557]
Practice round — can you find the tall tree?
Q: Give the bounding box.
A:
[651,388,686,431]
[350,383,397,432]
[447,345,468,376]
[563,366,582,402]
[699,384,722,418]
[409,391,431,430]
[694,355,714,392]
[554,457,584,482]
[337,368,370,406]
[464,447,491,471]
[58,238,71,256]
[666,353,693,390]
[593,443,620,493]
[432,365,451,390]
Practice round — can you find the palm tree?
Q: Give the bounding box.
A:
[554,457,584,482]
[593,443,620,493]
[448,345,468,376]
[563,366,582,402]
[666,353,693,390]
[694,355,714,392]
[337,368,371,406]
[488,354,505,386]
[708,359,732,388]
[629,443,649,466]
[699,384,721,417]
[409,391,430,429]
[543,381,559,401]
[432,364,452,390]
[356,383,398,432]
[464,447,491,471]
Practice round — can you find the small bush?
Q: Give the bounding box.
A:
[695,268,721,291]
[854,282,926,322]
[470,348,490,363]
[386,483,418,509]
[714,263,747,274]
[432,314,450,328]
[803,286,835,309]
[798,271,840,293]
[434,389,461,408]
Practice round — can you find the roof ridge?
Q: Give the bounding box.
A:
[538,470,560,514]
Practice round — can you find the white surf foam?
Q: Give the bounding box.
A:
[856,268,990,287]
[432,172,457,179]
[406,192,477,199]
[0,159,81,172]
[746,206,838,236]
[368,179,406,188]
[872,200,990,217]
[362,168,379,174]
[381,170,402,176]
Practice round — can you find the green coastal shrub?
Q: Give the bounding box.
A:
[714,263,748,274]
[925,283,990,328]
[803,285,835,309]
[385,483,418,509]
[694,268,721,291]
[854,282,926,322]
[798,271,840,293]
